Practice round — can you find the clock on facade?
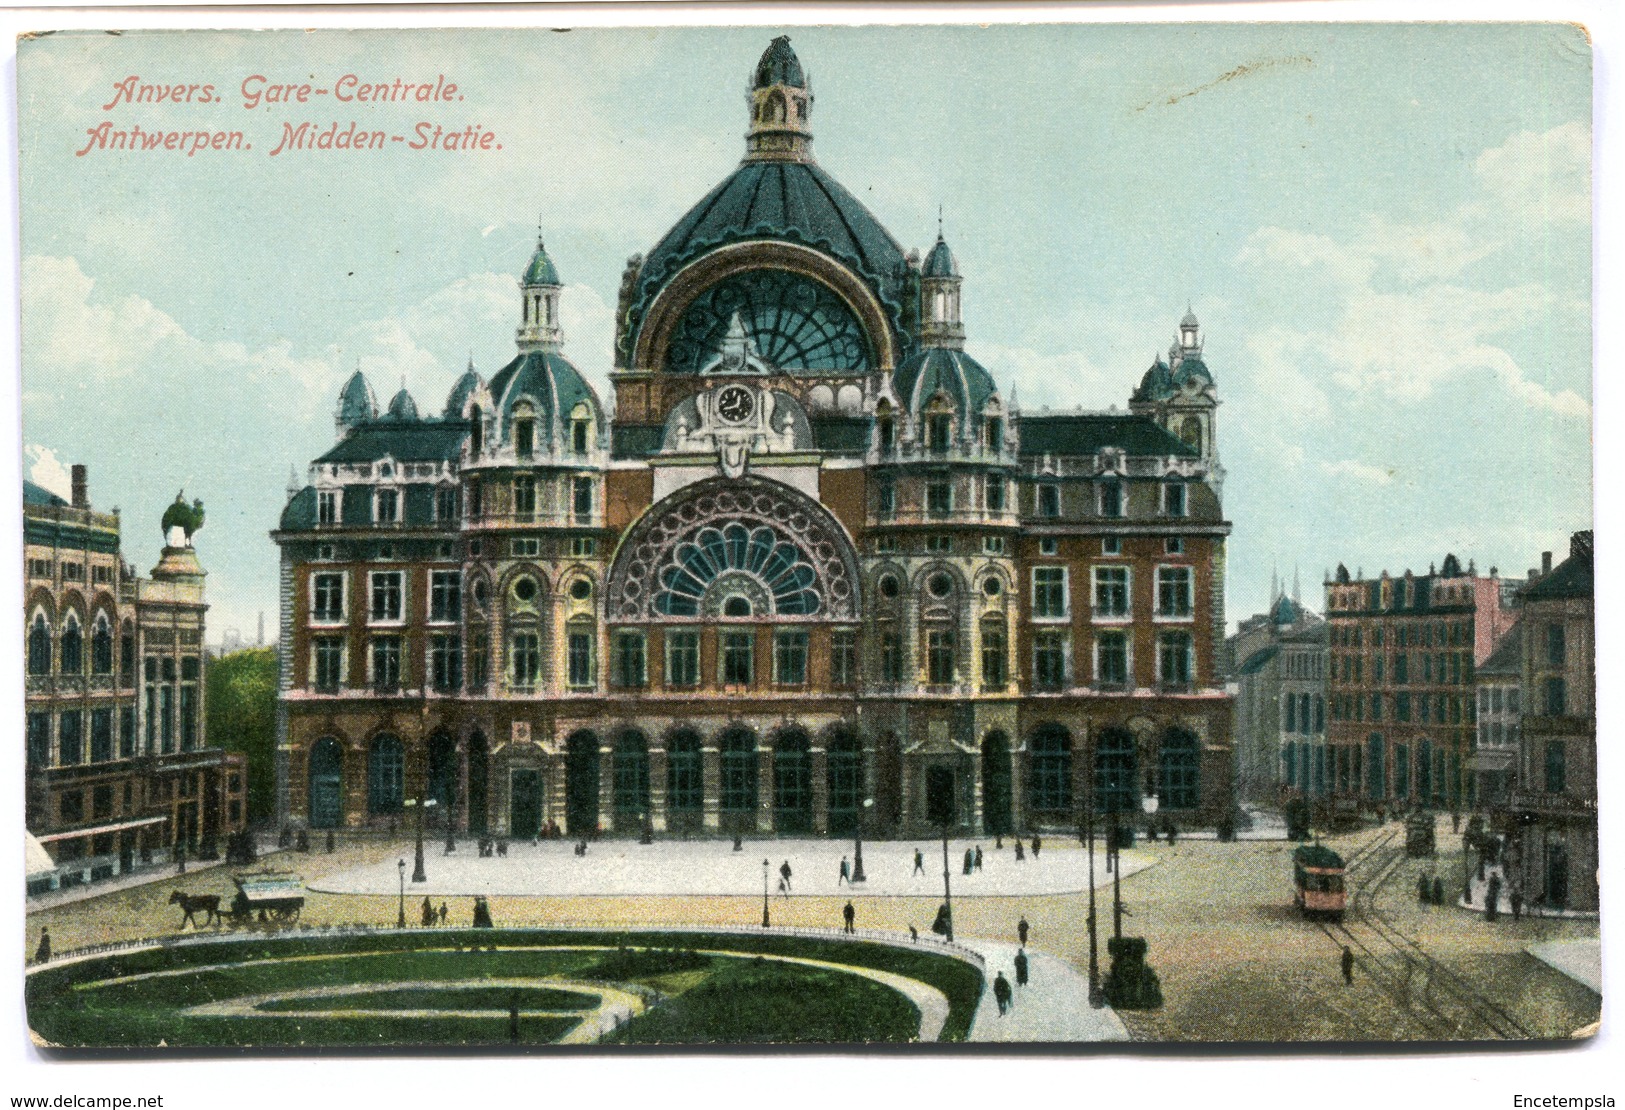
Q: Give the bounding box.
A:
[716,385,756,424]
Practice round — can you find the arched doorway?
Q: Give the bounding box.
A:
[613,729,651,825]
[666,728,704,832]
[826,727,863,836]
[773,728,813,834]
[874,732,902,831]
[466,731,488,835]
[565,730,600,836]
[308,737,344,829]
[719,726,759,834]
[1029,724,1073,817]
[427,731,458,826]
[981,731,1013,835]
[1094,727,1137,817]
[1157,727,1201,810]
[367,734,404,816]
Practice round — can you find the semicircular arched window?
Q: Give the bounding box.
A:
[656,521,821,616]
[665,269,870,376]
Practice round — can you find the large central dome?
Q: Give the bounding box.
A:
[617,38,912,372]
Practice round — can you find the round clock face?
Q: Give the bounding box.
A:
[716,385,756,424]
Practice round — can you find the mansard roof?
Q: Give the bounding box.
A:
[315,422,468,465]
[1015,413,1198,458]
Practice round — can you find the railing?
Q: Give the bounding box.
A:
[870,508,1019,529]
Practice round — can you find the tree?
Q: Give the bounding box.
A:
[206,647,279,823]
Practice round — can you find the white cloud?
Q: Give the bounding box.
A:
[1319,459,1395,485]
[1235,227,1375,291]
[1473,121,1591,225]
[24,444,73,498]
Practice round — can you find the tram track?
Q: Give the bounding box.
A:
[1315,826,1535,1041]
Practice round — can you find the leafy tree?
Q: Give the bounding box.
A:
[206,647,278,823]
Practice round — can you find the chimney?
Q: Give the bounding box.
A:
[70,464,88,509]
[1542,551,1553,575]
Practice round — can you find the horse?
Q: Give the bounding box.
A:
[169,890,220,929]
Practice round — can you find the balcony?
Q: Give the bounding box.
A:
[869,507,1019,529]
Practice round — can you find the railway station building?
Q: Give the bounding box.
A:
[272,37,1235,840]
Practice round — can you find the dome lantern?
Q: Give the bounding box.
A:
[919,221,965,351]
[745,36,814,163]
[517,229,564,354]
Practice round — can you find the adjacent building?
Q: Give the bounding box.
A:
[1228,592,1327,805]
[23,468,245,893]
[1503,531,1595,912]
[1323,555,1513,814]
[272,37,1235,841]
[1472,622,1522,808]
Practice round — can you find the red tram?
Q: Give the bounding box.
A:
[1292,844,1347,920]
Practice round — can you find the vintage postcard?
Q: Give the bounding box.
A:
[15,22,1597,1050]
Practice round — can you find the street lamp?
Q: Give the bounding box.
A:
[852,797,874,883]
[406,796,437,883]
[940,822,954,943]
[1083,764,1103,1008]
[396,858,407,929]
[761,858,771,928]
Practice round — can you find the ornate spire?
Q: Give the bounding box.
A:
[745,36,814,163]
[517,231,564,353]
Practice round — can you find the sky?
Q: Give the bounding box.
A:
[13,22,1593,638]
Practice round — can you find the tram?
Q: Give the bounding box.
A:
[1292,843,1347,920]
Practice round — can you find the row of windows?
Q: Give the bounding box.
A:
[26,558,117,584]
[27,612,135,678]
[1477,685,1522,715]
[869,534,1186,559]
[1282,692,1326,735]
[1330,620,1472,648]
[315,475,597,527]
[877,476,1192,520]
[1029,630,1195,692]
[1300,738,1468,807]
[1330,691,1473,725]
[26,706,140,768]
[1029,565,1193,621]
[1331,651,1474,686]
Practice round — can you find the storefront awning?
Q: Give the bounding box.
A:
[33,815,166,845]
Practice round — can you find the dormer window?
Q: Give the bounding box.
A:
[1163,482,1187,517]
[878,413,895,454]
[515,417,536,458]
[572,418,589,455]
[1098,480,1123,518]
[374,488,399,524]
[985,417,1003,454]
[469,405,484,456]
[925,408,953,453]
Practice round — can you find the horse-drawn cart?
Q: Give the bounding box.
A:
[224,869,305,925]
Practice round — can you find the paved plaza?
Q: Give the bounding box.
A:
[307,836,1155,899]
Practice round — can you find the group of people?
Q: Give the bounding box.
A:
[992,917,1036,1015]
[420,896,450,926]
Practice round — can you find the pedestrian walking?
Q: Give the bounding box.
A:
[974,845,984,871]
[962,847,974,875]
[1014,838,1026,862]
[1511,890,1524,922]
[909,925,919,942]
[993,972,1013,1015]
[780,859,793,892]
[1341,945,1355,985]
[439,902,449,925]
[1014,948,1029,987]
[421,896,434,927]
[913,848,925,875]
[1166,823,1178,846]
[777,876,790,899]
[1432,876,1445,906]
[1017,915,1029,946]
[843,901,856,934]
[34,926,50,964]
[1031,835,1042,858]
[839,856,850,886]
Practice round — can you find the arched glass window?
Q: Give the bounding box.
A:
[367,733,405,815]
[1094,727,1137,814]
[60,614,83,675]
[28,613,51,675]
[773,729,812,834]
[613,730,651,819]
[91,614,114,675]
[1157,728,1201,810]
[665,269,870,376]
[719,727,759,820]
[667,729,704,814]
[981,731,1013,835]
[656,521,821,616]
[1029,724,1072,812]
[826,728,863,835]
[120,619,136,680]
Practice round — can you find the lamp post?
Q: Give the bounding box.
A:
[940,822,954,943]
[1084,764,1102,1007]
[407,796,437,883]
[396,858,407,929]
[852,797,874,883]
[761,858,771,928]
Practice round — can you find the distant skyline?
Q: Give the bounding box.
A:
[16,23,1592,636]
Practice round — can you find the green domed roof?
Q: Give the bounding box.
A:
[486,348,601,442]
[1131,357,1173,403]
[385,387,420,421]
[754,36,806,89]
[1271,594,1301,625]
[893,347,997,418]
[523,238,561,286]
[922,235,959,279]
[623,160,910,364]
[444,363,483,418]
[336,370,378,427]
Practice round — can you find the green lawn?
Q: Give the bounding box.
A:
[28,930,982,1048]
